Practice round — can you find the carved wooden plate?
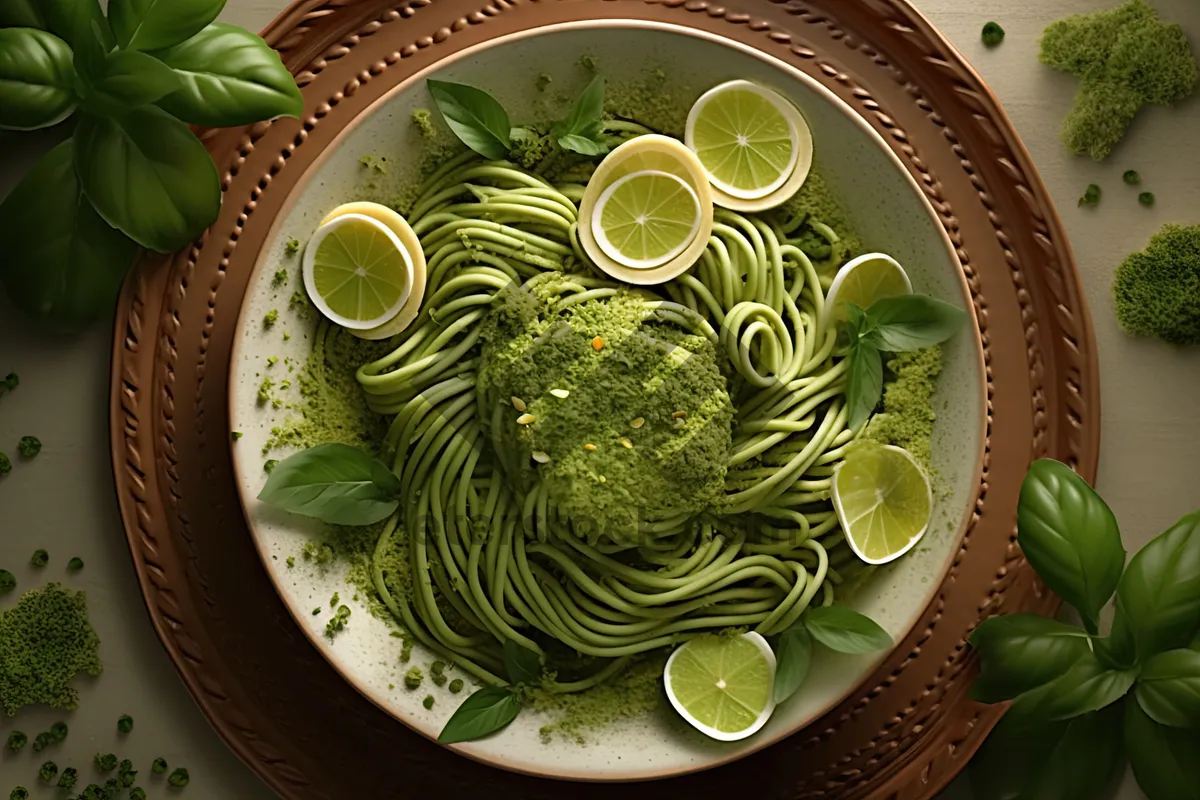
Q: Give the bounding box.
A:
[109,1,1099,798]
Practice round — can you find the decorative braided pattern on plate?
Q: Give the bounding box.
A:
[109,1,1097,798]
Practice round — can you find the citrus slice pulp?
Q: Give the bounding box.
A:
[664,632,777,741]
[592,170,701,269]
[825,253,913,325]
[832,443,932,565]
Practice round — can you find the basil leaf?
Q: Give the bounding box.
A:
[1005,651,1136,726]
[970,702,1124,800]
[1134,648,1200,728]
[863,293,966,352]
[0,140,136,332]
[72,18,110,89]
[427,80,511,160]
[0,1,43,27]
[108,0,226,52]
[502,640,542,685]
[805,605,891,654]
[1094,607,1137,670]
[1,0,113,51]
[1114,511,1200,660]
[152,23,303,127]
[0,28,77,131]
[558,133,607,156]
[772,620,813,703]
[1017,459,1125,633]
[90,50,182,108]
[438,686,522,744]
[1125,697,1200,800]
[969,613,1092,703]
[257,443,400,526]
[845,339,882,432]
[75,106,221,253]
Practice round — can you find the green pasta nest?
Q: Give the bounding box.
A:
[477,274,734,542]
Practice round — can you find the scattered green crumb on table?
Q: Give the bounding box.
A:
[168,767,190,787]
[17,436,40,458]
[1078,183,1101,206]
[285,238,301,255]
[67,557,83,571]
[423,695,435,709]
[56,767,77,788]
[94,753,117,773]
[0,570,14,594]
[30,549,48,567]
[264,309,279,328]
[404,667,423,690]
[272,269,289,288]
[151,758,168,775]
[39,761,57,782]
[1138,191,1154,206]
[6,731,26,751]
[1123,169,1140,185]
[981,21,1005,47]
[0,453,11,474]
[1112,223,1200,345]
[117,714,133,733]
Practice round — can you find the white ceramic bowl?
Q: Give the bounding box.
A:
[229,21,984,782]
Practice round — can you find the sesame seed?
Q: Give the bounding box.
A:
[532,451,551,464]
[584,443,597,451]
[550,388,570,399]
[517,413,536,425]
[619,438,633,449]
[672,410,687,419]
[592,336,605,351]
[630,418,645,429]
[674,417,686,429]
[511,397,527,411]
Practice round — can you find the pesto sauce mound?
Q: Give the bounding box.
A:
[862,346,942,470]
[477,275,734,542]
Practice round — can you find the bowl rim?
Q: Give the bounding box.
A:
[227,17,987,783]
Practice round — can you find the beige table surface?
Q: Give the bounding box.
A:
[2,0,1199,797]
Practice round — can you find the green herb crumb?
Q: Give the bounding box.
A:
[981,21,1005,47]
[285,239,301,256]
[422,695,434,709]
[1078,183,1101,206]
[40,761,58,783]
[1138,191,1155,206]
[535,73,552,92]
[404,667,423,690]
[325,605,351,639]
[10,789,27,800]
[168,767,189,787]
[31,732,51,752]
[579,54,597,71]
[151,759,168,775]
[1123,170,1140,185]
[1113,223,1200,344]
[431,673,447,688]
[231,431,243,441]
[303,541,334,565]
[267,356,278,368]
[68,557,84,571]
[272,269,289,288]
[130,789,147,800]
[311,607,320,615]
[430,660,445,676]
[263,309,279,328]
[286,556,295,568]
[57,767,78,788]
[30,550,49,567]
[95,754,118,773]
[399,637,413,663]
[117,715,133,734]
[448,678,464,693]
[329,591,339,607]
[50,722,67,741]
[1040,0,1198,160]
[0,453,10,475]
[6,731,26,751]
[0,583,101,714]
[3,373,17,391]
[0,570,14,594]
[257,377,273,405]
[263,459,279,474]
[18,436,41,458]
[118,759,135,787]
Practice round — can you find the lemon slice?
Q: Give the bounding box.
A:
[317,202,427,340]
[825,253,912,326]
[832,443,932,565]
[592,170,701,269]
[664,632,776,742]
[579,134,714,285]
[685,80,813,212]
[302,213,412,330]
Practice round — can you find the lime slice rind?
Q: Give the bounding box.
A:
[302,213,414,331]
[832,444,932,566]
[685,80,805,201]
[592,170,702,269]
[664,632,777,741]
[825,253,913,327]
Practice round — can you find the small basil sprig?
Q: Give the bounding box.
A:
[552,75,608,156]
[257,443,400,526]
[969,459,1200,800]
[0,0,304,333]
[438,639,542,744]
[841,294,966,430]
[427,79,512,161]
[772,606,891,703]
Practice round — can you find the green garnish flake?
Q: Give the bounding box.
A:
[130,789,147,800]
[0,570,14,594]
[0,453,11,475]
[18,436,41,458]
[39,761,58,783]
[57,767,78,788]
[404,667,423,690]
[263,309,279,328]
[579,54,598,71]
[263,459,279,474]
[6,730,27,751]
[535,73,552,92]
[151,758,168,775]
[267,356,278,368]
[67,557,84,571]
[358,155,373,168]
[981,21,1005,47]
[411,109,436,139]
[2,372,17,391]
[49,721,67,741]
[329,591,339,608]
[285,238,301,256]
[10,788,27,800]
[117,714,133,734]
[1078,183,1101,206]
[31,549,49,567]
[325,604,351,639]
[1138,191,1155,206]
[95,753,118,773]
[286,556,295,568]
[1040,0,1198,160]
[311,607,320,615]
[302,541,334,565]
[423,695,435,709]
[31,732,52,752]
[231,431,243,441]
[272,268,289,288]
[118,758,136,787]
[1123,169,1141,185]
[257,377,273,405]
[168,767,189,787]
[448,678,464,694]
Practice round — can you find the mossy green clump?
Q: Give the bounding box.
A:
[411,108,436,140]
[1039,0,1198,160]
[508,127,555,170]
[0,584,101,715]
[404,667,423,690]
[477,275,734,542]
[606,69,688,137]
[862,346,943,470]
[1113,224,1200,345]
[773,171,862,274]
[528,654,665,744]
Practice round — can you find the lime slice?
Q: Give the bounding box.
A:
[685,80,809,202]
[302,212,414,331]
[316,202,427,340]
[592,170,701,269]
[578,134,714,286]
[832,443,932,565]
[825,253,912,325]
[664,632,776,741]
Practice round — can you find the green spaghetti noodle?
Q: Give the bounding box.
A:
[357,137,858,691]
